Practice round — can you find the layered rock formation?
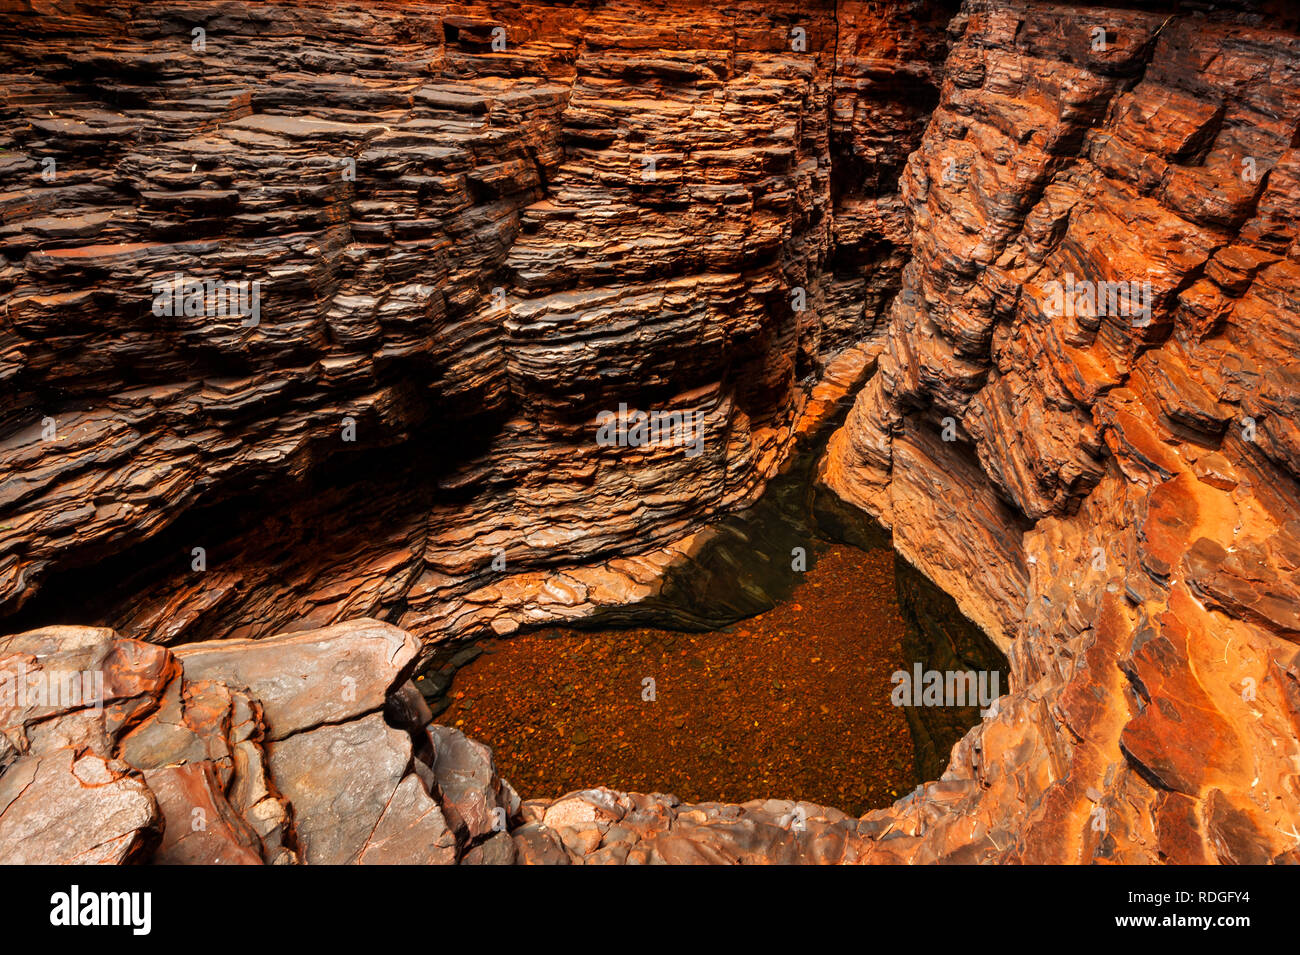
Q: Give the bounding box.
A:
[820,0,1300,862]
[0,0,956,653]
[2,0,1298,866]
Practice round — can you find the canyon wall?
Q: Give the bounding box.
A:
[0,0,954,653]
[820,0,1300,862]
[1,0,1298,865]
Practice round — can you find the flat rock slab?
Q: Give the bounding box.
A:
[358,774,457,865]
[0,748,159,864]
[175,619,417,740]
[268,711,425,865]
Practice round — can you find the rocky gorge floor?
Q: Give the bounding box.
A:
[434,538,919,816]
[0,616,933,864]
[1,0,1298,865]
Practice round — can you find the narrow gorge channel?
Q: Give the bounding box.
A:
[1,0,1297,880]
[421,411,1008,814]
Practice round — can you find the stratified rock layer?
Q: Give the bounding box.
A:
[1,0,1297,866]
[0,0,954,651]
[820,0,1300,863]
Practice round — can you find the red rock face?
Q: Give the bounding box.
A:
[1,0,1298,866]
[0,619,467,864]
[0,0,953,650]
[820,0,1300,862]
